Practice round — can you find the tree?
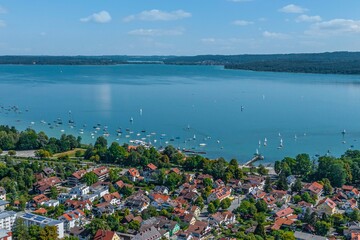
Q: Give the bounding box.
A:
[35,149,52,159]
[129,220,140,231]
[13,219,30,240]
[86,218,110,236]
[8,150,16,156]
[294,153,312,175]
[203,178,213,188]
[82,172,99,186]
[38,226,58,240]
[303,207,311,223]
[276,173,288,191]
[50,186,59,199]
[254,222,266,239]
[264,177,272,193]
[255,199,268,212]
[322,178,333,195]
[274,161,281,174]
[208,202,216,214]
[291,178,302,193]
[349,209,360,221]
[271,230,295,240]
[301,192,315,204]
[315,221,331,236]
[28,225,41,240]
[109,168,121,182]
[194,196,205,210]
[165,172,183,191]
[257,164,268,175]
[220,198,232,210]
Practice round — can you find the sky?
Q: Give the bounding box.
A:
[1,0,360,55]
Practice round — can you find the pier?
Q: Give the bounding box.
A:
[243,154,264,167]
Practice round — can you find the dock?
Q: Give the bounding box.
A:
[243,154,264,167]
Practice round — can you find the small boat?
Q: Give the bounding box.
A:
[264,138,267,146]
[136,133,141,136]
[342,129,346,135]
[60,129,65,132]
[130,117,133,123]
[342,141,346,144]
[241,106,244,111]
[193,134,196,140]
[258,140,261,146]
[199,143,206,147]
[294,134,297,140]
[30,121,35,125]
[217,140,220,144]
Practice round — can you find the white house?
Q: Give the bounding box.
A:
[19,213,64,239]
[70,184,90,197]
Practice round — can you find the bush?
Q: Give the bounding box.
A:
[8,150,16,156]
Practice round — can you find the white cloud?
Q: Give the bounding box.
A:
[263,31,289,39]
[306,19,360,36]
[80,11,111,23]
[0,20,6,28]
[201,38,216,43]
[279,4,307,14]
[296,14,322,23]
[124,9,191,22]
[0,6,7,14]
[233,20,254,26]
[128,28,184,36]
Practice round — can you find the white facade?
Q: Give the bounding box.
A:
[70,184,90,196]
[19,213,64,239]
[0,211,16,231]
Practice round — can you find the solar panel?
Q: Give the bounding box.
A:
[34,216,46,221]
[23,213,33,219]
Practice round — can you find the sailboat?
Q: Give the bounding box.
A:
[278,139,283,149]
[130,117,133,123]
[193,134,196,140]
[140,109,143,116]
[264,138,267,146]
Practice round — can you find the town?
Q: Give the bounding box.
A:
[0,126,360,240]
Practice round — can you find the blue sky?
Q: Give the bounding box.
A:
[1,0,360,55]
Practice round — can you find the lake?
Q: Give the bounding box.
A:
[1,64,360,164]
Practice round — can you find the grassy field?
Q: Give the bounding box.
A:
[53,148,86,157]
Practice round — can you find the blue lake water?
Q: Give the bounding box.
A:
[1,64,360,164]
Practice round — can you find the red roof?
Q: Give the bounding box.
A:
[275,207,294,218]
[306,182,323,194]
[33,208,47,215]
[128,168,140,177]
[93,166,109,177]
[94,230,118,240]
[147,163,157,171]
[34,176,61,192]
[318,198,336,209]
[71,169,87,179]
[103,192,121,202]
[171,168,181,175]
[151,193,169,202]
[342,185,354,191]
[33,194,49,204]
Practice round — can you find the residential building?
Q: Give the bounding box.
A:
[186,221,211,240]
[303,182,323,198]
[32,194,49,206]
[19,213,64,239]
[317,198,337,215]
[94,230,121,240]
[133,226,161,240]
[58,209,85,232]
[68,170,87,186]
[93,166,109,181]
[0,211,16,231]
[127,168,141,182]
[33,176,62,194]
[0,201,9,212]
[69,226,91,240]
[0,229,12,240]
[207,187,232,203]
[102,192,121,206]
[42,200,60,208]
[0,188,6,201]
[69,184,90,196]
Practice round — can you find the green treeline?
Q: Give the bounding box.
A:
[0,125,81,154]
[2,52,360,74]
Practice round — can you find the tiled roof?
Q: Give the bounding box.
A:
[32,194,49,204]
[71,169,87,179]
[305,182,323,194]
[146,163,157,171]
[93,166,109,177]
[94,230,117,240]
[128,168,140,177]
[275,207,294,218]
